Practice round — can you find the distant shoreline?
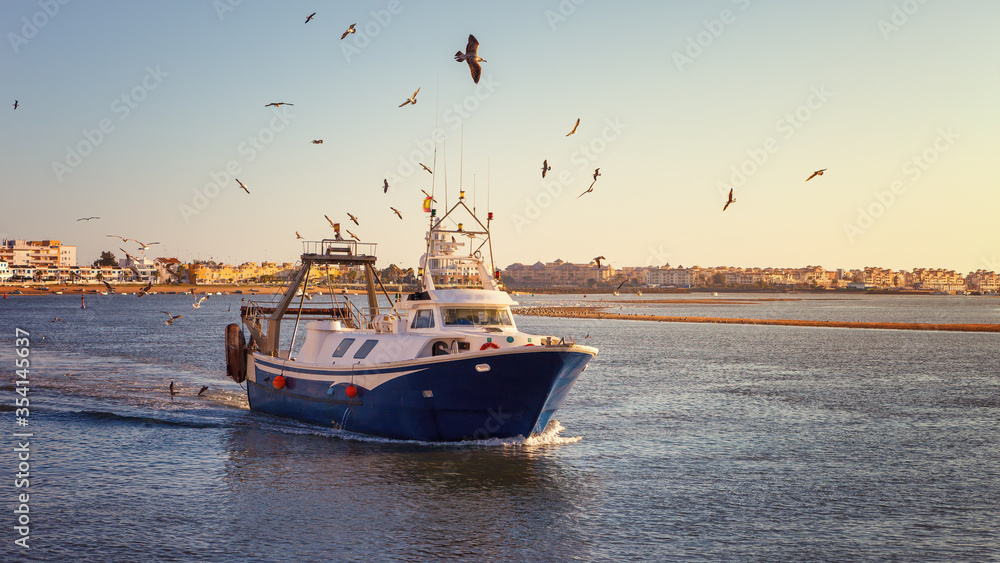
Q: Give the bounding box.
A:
[514,307,1000,333]
[0,284,369,296]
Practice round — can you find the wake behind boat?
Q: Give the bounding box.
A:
[226,194,597,441]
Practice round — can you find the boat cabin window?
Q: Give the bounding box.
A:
[410,309,435,329]
[353,339,379,359]
[442,307,513,327]
[331,338,356,358]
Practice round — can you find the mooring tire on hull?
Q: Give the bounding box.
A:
[225,323,247,383]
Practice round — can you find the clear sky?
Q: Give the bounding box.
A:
[3,1,998,273]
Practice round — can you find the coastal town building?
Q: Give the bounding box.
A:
[504,259,613,287]
[0,261,10,282]
[965,270,999,292]
[0,239,77,268]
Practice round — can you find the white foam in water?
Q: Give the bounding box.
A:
[262,418,582,447]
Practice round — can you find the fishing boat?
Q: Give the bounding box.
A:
[226,194,597,441]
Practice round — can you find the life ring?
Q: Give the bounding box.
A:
[480,342,499,350]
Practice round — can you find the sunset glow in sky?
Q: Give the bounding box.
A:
[3,1,998,273]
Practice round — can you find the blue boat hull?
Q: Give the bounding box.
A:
[247,348,593,441]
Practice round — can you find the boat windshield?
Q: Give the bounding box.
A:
[442,307,513,327]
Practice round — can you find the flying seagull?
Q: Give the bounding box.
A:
[390,206,403,220]
[138,281,153,297]
[541,159,551,178]
[198,386,209,396]
[76,216,100,221]
[236,178,250,194]
[264,102,293,108]
[346,229,360,241]
[192,295,209,309]
[593,256,606,268]
[135,240,158,251]
[383,179,389,193]
[169,381,177,398]
[455,34,486,84]
[296,231,303,239]
[305,12,315,23]
[13,100,18,110]
[593,168,601,181]
[341,23,356,40]
[311,139,323,144]
[119,248,142,277]
[102,280,116,294]
[723,188,736,211]
[399,87,420,107]
[161,311,183,325]
[419,163,433,174]
[577,180,596,199]
[566,118,580,136]
[324,214,337,227]
[421,189,437,202]
[347,213,359,226]
[805,168,827,181]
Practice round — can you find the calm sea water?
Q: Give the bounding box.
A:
[1,292,998,561]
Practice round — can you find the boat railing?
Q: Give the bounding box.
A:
[301,239,377,260]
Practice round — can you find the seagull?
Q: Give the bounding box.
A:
[806,168,827,181]
[324,214,337,227]
[311,140,323,144]
[566,118,580,136]
[421,189,437,202]
[305,12,316,23]
[13,100,18,110]
[106,234,130,243]
[51,317,65,322]
[295,231,303,239]
[577,180,596,199]
[541,159,551,178]
[264,102,293,108]
[162,312,183,325]
[169,381,177,398]
[390,206,403,220]
[347,213,359,226]
[593,168,601,181]
[119,248,141,277]
[616,279,627,290]
[192,295,209,309]
[102,280,116,294]
[723,188,736,211]
[76,216,100,221]
[138,281,153,297]
[341,23,356,40]
[399,87,420,107]
[198,386,209,396]
[383,179,389,193]
[236,178,250,194]
[593,256,606,268]
[134,240,159,251]
[419,163,433,174]
[346,229,360,241]
[455,34,486,84]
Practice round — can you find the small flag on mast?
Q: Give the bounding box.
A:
[422,197,432,213]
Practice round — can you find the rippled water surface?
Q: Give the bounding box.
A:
[1,293,998,561]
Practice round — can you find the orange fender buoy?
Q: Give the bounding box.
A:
[480,342,500,351]
[273,375,286,389]
[345,385,358,398]
[524,343,535,346]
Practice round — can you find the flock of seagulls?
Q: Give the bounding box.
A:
[168,381,209,399]
[106,235,159,252]
[723,168,827,211]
